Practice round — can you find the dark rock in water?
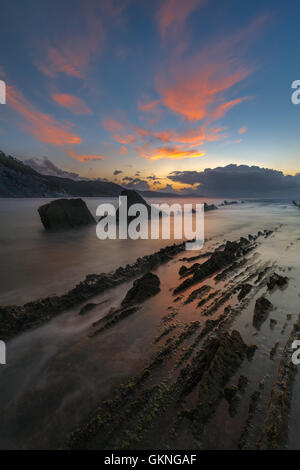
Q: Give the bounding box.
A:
[224,385,240,417]
[79,303,98,315]
[192,202,218,214]
[121,272,160,306]
[179,265,188,276]
[174,236,251,295]
[267,272,288,290]
[238,283,252,301]
[247,344,257,360]
[116,189,151,222]
[264,229,273,238]
[292,200,300,208]
[90,306,139,336]
[204,202,218,212]
[224,385,238,403]
[192,203,218,213]
[184,285,211,304]
[270,341,279,360]
[238,375,249,392]
[0,242,185,341]
[253,296,273,328]
[220,200,239,206]
[184,330,249,436]
[258,316,300,450]
[38,198,95,230]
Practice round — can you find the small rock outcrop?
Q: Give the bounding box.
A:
[253,296,273,328]
[267,273,288,290]
[219,200,239,206]
[121,272,160,306]
[174,237,251,294]
[38,198,95,230]
[238,283,252,301]
[191,203,218,213]
[204,202,218,212]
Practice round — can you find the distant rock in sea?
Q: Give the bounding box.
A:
[191,202,218,214]
[116,189,152,222]
[219,200,240,206]
[38,198,96,230]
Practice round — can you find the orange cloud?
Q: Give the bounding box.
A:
[102,118,136,144]
[157,0,207,40]
[238,126,247,134]
[140,145,206,161]
[157,65,252,121]
[135,124,227,146]
[52,93,92,115]
[213,97,249,120]
[7,85,81,145]
[155,14,269,122]
[102,118,125,133]
[112,134,136,144]
[67,148,106,162]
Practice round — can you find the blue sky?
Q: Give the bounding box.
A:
[0,0,299,192]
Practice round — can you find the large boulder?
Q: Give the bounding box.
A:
[121,272,160,306]
[38,198,96,230]
[253,296,273,328]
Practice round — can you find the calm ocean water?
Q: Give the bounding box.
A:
[0,197,294,306]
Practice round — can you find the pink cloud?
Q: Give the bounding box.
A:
[102,118,125,133]
[52,93,92,115]
[155,14,268,122]
[113,134,136,144]
[67,148,106,162]
[7,85,81,145]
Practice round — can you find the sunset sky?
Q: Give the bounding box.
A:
[0,0,300,193]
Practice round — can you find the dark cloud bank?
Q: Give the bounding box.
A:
[169,164,300,198]
[26,158,300,198]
